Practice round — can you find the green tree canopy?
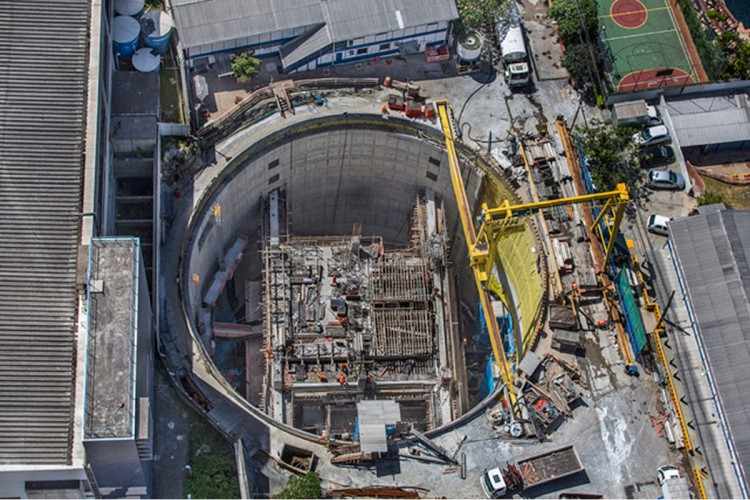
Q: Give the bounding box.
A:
[576,120,642,197]
[231,52,262,83]
[457,0,509,32]
[562,43,595,92]
[275,472,322,499]
[549,0,598,46]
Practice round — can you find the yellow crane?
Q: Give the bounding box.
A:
[435,100,630,401]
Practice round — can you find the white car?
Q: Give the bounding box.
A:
[633,125,670,147]
[657,465,692,498]
[647,214,671,236]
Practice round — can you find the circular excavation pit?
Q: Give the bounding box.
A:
[181,114,546,439]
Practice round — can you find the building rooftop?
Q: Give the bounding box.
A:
[171,0,458,51]
[665,93,750,147]
[0,0,91,465]
[669,208,750,487]
[84,238,140,439]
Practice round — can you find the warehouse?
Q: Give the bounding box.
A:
[667,205,750,496]
[168,0,458,73]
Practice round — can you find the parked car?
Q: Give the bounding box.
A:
[657,465,692,498]
[647,214,671,236]
[640,145,675,168]
[648,169,685,190]
[633,125,670,147]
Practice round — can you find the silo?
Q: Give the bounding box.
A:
[114,0,145,17]
[140,10,174,54]
[132,48,161,72]
[457,31,483,63]
[113,15,141,58]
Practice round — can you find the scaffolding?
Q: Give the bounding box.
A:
[259,194,462,435]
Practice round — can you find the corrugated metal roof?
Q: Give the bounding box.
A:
[669,209,750,486]
[0,0,90,465]
[171,0,457,51]
[666,94,750,147]
[280,24,332,69]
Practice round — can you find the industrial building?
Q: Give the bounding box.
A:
[168,0,458,73]
[667,205,750,496]
[0,0,156,496]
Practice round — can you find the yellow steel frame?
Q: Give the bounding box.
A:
[436,100,630,398]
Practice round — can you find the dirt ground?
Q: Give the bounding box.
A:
[701,175,750,208]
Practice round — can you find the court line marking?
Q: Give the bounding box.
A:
[599,5,670,18]
[603,28,677,41]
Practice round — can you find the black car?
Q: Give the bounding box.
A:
[640,145,675,168]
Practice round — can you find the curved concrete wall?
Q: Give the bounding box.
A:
[185,117,483,320]
[180,114,544,435]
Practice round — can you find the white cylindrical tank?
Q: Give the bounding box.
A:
[115,0,145,17]
[132,47,161,72]
[457,31,483,63]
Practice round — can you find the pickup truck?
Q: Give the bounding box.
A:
[481,445,584,497]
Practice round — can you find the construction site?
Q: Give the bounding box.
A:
[155,76,721,498]
[182,105,538,440]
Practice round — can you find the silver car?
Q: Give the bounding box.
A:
[647,169,685,191]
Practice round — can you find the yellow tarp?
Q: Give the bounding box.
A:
[479,175,545,356]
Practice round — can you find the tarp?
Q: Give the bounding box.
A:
[577,144,648,357]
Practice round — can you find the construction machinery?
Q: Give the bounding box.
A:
[435,100,630,406]
[480,445,584,497]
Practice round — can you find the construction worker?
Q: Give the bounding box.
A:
[337,370,347,386]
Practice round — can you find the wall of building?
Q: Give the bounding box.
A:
[186,24,315,60]
[294,23,448,72]
[186,21,448,73]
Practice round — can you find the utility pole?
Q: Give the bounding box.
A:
[572,0,605,100]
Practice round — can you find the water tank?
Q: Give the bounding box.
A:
[113,15,141,58]
[140,10,174,54]
[132,47,161,72]
[114,0,144,17]
[457,31,483,63]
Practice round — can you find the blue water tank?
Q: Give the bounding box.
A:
[140,10,174,54]
[113,15,140,58]
[114,0,144,17]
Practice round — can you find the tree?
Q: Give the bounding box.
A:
[185,454,241,499]
[697,191,726,206]
[456,0,509,32]
[562,43,596,94]
[231,52,262,83]
[576,120,642,198]
[275,472,322,499]
[549,0,598,46]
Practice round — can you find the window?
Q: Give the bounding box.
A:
[268,159,279,169]
[428,156,441,167]
[426,171,438,181]
[357,47,368,55]
[379,43,390,51]
[268,174,280,185]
